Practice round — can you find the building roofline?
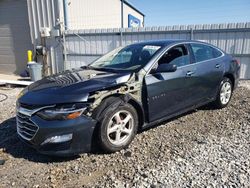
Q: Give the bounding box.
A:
[122,0,145,16]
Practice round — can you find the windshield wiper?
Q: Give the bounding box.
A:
[80,65,91,69]
[81,65,118,73]
[93,67,118,73]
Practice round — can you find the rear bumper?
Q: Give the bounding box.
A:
[17,114,97,156]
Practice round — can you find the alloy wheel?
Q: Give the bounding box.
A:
[220,81,232,105]
[107,110,134,146]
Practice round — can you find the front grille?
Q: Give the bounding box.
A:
[16,112,38,141]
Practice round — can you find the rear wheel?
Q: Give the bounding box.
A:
[214,77,233,108]
[97,99,138,152]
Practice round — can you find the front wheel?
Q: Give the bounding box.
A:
[214,77,233,108]
[97,101,138,153]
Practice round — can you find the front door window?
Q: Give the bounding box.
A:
[158,45,190,68]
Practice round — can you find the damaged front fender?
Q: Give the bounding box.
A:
[86,73,143,116]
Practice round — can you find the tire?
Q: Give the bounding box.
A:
[96,99,138,153]
[214,77,233,108]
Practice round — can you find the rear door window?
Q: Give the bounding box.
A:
[212,47,223,58]
[190,43,215,62]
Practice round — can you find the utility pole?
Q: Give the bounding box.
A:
[121,0,124,28]
[120,0,124,46]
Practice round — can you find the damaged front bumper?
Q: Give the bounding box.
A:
[16,111,97,156]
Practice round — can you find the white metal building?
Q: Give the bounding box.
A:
[0,0,144,75]
[66,0,144,29]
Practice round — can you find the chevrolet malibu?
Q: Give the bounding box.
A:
[16,40,240,156]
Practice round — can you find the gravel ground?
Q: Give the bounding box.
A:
[0,81,249,188]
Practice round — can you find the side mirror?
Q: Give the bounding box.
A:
[154,64,177,73]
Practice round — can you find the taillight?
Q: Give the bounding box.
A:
[235,59,240,66]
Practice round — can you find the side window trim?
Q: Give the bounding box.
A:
[186,44,196,64]
[182,44,193,66]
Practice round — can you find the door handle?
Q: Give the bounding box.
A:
[215,64,221,68]
[186,71,195,77]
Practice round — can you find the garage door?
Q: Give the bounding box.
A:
[0,0,32,75]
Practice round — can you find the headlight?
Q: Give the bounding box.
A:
[36,103,88,121]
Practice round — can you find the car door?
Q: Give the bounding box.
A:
[186,43,224,105]
[144,44,192,122]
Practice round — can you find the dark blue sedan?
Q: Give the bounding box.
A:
[16,40,240,156]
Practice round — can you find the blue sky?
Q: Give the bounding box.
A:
[128,0,250,26]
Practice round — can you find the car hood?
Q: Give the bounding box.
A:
[19,68,131,105]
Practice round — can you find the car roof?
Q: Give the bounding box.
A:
[131,39,205,47]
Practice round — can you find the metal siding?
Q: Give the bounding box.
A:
[27,0,62,74]
[225,31,235,54]
[242,32,250,54]
[0,0,32,74]
[27,0,58,45]
[234,32,244,54]
[236,56,250,79]
[64,22,250,79]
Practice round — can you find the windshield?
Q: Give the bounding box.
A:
[89,43,163,72]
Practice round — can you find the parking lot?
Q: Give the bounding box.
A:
[0,81,249,187]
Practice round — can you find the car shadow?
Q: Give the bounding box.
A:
[0,117,78,163]
[197,102,218,111]
[0,104,218,162]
